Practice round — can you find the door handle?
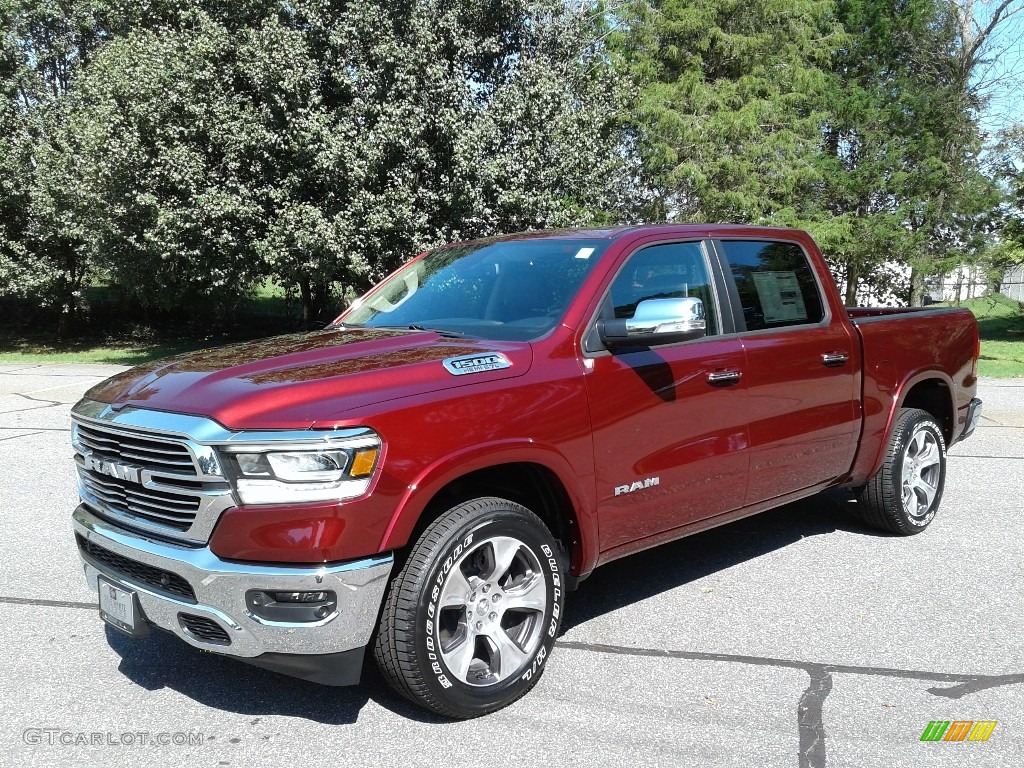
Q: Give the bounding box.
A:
[821,352,849,367]
[707,370,742,386]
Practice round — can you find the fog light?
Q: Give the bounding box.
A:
[245,589,337,623]
[276,591,328,603]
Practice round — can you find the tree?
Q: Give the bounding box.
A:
[985,124,1024,286]
[0,0,112,335]
[613,0,842,222]
[808,0,965,305]
[614,0,1017,307]
[55,7,321,323]
[904,0,1024,304]
[8,0,633,330]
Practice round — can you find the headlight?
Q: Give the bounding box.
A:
[221,433,381,505]
[236,450,350,483]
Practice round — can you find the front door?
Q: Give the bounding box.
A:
[584,240,750,552]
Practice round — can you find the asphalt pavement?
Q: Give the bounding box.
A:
[1,363,1020,768]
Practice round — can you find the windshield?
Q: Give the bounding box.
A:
[340,238,610,341]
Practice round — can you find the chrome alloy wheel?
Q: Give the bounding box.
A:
[435,535,548,687]
[901,426,942,520]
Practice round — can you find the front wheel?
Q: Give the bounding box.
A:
[374,497,565,718]
[856,407,947,535]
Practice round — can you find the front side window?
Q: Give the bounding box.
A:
[341,238,609,341]
[608,241,720,336]
[720,240,825,331]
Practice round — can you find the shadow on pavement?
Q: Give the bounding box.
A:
[562,489,884,632]
[104,489,882,722]
[105,623,442,724]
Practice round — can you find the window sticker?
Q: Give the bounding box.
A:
[574,247,595,259]
[751,271,808,323]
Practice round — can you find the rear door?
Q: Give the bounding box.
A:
[713,238,859,504]
[583,239,750,552]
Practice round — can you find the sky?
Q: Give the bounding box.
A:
[973,1,1024,137]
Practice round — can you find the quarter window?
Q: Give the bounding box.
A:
[720,240,825,331]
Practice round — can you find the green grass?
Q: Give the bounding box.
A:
[0,280,302,366]
[4,290,1022,376]
[936,294,1024,378]
[0,338,205,365]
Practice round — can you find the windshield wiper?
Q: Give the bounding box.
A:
[407,325,465,337]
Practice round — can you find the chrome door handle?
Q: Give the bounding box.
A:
[707,370,742,385]
[821,353,849,368]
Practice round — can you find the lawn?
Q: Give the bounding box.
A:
[3,292,1022,376]
[940,294,1024,378]
[0,338,204,365]
[0,280,298,365]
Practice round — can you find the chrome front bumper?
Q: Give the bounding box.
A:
[73,505,392,660]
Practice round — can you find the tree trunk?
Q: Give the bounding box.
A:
[909,268,926,307]
[844,261,858,307]
[299,276,314,330]
[55,244,81,341]
[298,277,333,329]
[314,280,332,326]
[56,306,73,341]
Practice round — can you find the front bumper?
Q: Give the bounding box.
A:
[73,505,392,683]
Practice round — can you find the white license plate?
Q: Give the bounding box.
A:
[98,577,137,633]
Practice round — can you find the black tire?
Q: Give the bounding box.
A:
[373,497,565,718]
[856,408,947,535]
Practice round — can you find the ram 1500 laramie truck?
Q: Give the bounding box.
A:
[71,224,982,718]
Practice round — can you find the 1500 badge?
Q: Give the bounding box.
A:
[443,353,512,376]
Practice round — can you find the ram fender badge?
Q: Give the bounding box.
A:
[614,477,660,496]
[443,352,512,376]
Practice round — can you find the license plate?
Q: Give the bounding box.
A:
[98,576,137,634]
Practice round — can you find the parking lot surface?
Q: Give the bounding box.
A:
[1,363,1021,767]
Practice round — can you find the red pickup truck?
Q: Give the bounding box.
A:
[71,224,981,718]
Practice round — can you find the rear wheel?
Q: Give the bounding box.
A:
[856,408,947,535]
[374,497,565,718]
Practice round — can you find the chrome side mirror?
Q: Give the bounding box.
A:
[599,297,707,349]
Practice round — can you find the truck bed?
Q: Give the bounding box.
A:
[847,305,979,483]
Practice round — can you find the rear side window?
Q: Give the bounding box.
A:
[720,240,825,331]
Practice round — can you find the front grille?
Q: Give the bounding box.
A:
[72,418,227,540]
[79,469,200,532]
[76,534,196,601]
[178,613,231,645]
[76,422,197,476]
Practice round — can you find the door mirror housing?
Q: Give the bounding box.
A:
[598,297,707,349]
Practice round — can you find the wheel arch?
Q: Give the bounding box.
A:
[898,376,956,445]
[379,444,597,581]
[861,371,955,482]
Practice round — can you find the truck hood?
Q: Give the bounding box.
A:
[81,328,533,430]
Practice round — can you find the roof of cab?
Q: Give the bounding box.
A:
[456,223,804,244]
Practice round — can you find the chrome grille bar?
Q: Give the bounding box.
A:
[78,469,198,531]
[72,414,234,543]
[70,400,375,545]
[76,422,197,475]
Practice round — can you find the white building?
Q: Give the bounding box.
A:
[1001,263,1024,302]
[925,264,989,304]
